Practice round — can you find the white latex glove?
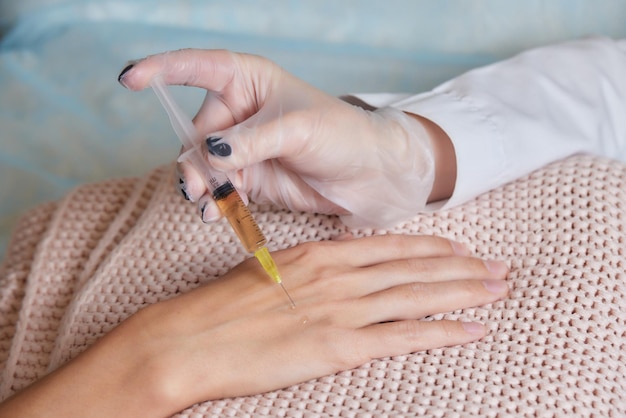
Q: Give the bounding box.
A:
[119,49,435,228]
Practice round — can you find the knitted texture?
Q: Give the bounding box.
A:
[0,155,624,417]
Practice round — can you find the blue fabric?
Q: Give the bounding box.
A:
[1,0,626,257]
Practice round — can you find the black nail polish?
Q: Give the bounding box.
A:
[206,136,232,157]
[199,202,208,222]
[176,177,190,201]
[117,64,134,84]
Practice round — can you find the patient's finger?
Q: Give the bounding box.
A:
[359,255,508,288]
[293,234,469,268]
[349,278,508,327]
[296,254,507,305]
[356,320,487,358]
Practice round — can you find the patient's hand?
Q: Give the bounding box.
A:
[118,49,453,228]
[0,234,508,417]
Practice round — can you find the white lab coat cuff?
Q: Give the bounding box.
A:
[392,92,509,210]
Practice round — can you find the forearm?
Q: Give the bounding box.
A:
[0,313,175,418]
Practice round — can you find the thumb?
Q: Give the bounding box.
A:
[201,110,312,173]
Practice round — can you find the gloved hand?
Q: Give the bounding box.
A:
[118,49,435,228]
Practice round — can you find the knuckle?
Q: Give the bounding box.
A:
[454,279,487,299]
[406,281,431,305]
[296,301,378,372]
[460,256,490,274]
[288,241,328,267]
[404,257,432,272]
[439,320,459,338]
[320,328,368,371]
[396,320,418,337]
[283,241,343,282]
[392,320,424,346]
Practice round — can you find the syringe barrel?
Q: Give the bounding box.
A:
[212,181,267,253]
[182,145,267,252]
[150,77,269,255]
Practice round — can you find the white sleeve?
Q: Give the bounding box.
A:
[355,36,626,210]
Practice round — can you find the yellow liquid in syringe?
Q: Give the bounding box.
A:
[213,183,296,308]
[213,183,266,253]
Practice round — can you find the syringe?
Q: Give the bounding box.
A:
[150,75,295,308]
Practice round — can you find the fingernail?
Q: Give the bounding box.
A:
[178,177,191,201]
[483,260,508,276]
[117,60,139,87]
[482,279,508,294]
[199,201,221,223]
[199,202,208,222]
[174,165,194,202]
[462,322,486,335]
[450,241,470,256]
[206,136,232,157]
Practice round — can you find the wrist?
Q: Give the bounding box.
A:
[99,305,197,416]
[67,305,199,417]
[342,98,457,202]
[404,112,457,203]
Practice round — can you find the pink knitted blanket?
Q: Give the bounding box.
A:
[1,155,624,417]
